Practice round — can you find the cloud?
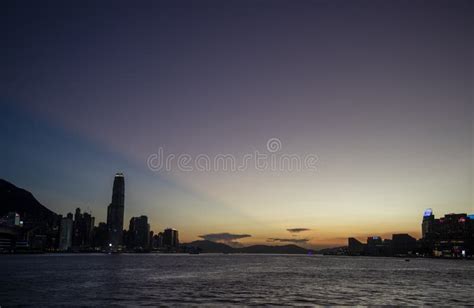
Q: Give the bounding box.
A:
[199,233,251,248]
[267,238,309,244]
[287,228,310,233]
[199,233,251,242]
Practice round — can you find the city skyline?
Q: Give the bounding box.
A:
[1,1,472,249]
[3,172,471,250]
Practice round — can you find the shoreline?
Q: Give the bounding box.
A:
[1,251,472,260]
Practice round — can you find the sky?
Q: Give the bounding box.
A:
[1,0,472,248]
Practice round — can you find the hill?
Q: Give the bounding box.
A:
[0,179,57,223]
[186,240,235,253]
[184,240,310,254]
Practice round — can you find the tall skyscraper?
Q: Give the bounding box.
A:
[107,173,125,250]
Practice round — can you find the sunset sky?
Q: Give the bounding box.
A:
[1,0,472,248]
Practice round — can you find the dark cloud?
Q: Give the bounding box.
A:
[199,233,251,242]
[287,228,310,233]
[267,238,309,244]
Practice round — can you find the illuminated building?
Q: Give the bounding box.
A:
[0,212,21,226]
[421,208,435,238]
[421,210,473,257]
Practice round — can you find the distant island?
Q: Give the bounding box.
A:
[182,240,310,254]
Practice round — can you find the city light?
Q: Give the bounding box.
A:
[423,208,433,217]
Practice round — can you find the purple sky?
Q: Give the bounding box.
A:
[1,0,472,247]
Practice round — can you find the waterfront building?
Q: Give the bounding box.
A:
[366,236,383,256]
[107,173,125,250]
[163,228,179,250]
[59,213,73,251]
[348,237,365,255]
[391,233,416,256]
[421,208,435,238]
[421,209,473,257]
[149,230,154,248]
[128,215,150,250]
[72,208,95,249]
[92,222,108,249]
[0,212,21,226]
[152,232,164,249]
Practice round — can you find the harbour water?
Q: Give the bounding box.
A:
[1,254,473,306]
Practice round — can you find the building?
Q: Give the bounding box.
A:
[0,212,21,226]
[0,213,22,252]
[72,208,95,250]
[391,234,416,256]
[421,209,474,257]
[128,215,150,250]
[149,230,154,248]
[422,208,435,238]
[382,239,393,256]
[347,236,390,256]
[107,173,125,250]
[72,208,81,248]
[152,232,164,249]
[163,228,179,250]
[92,222,109,249]
[59,213,73,251]
[348,237,365,255]
[366,236,384,256]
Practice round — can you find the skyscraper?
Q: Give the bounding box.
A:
[107,173,125,250]
[59,213,73,251]
[422,208,435,238]
[163,228,179,250]
[72,208,95,250]
[128,215,150,250]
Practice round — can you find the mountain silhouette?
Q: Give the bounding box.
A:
[0,179,57,224]
[186,240,310,254]
[186,240,236,253]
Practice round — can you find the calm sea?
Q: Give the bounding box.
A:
[0,254,473,306]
